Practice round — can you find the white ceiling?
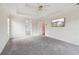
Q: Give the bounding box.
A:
[1,3,79,19]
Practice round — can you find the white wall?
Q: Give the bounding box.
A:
[0,5,9,54]
[10,17,42,38]
[10,17,26,38]
[46,8,79,45]
[32,19,42,36]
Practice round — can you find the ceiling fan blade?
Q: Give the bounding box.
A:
[76,3,79,5]
[73,3,79,6]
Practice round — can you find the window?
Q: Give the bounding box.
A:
[51,18,65,27]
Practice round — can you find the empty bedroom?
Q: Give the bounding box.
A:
[0,3,79,55]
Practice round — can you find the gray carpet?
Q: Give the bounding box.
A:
[1,36,79,55]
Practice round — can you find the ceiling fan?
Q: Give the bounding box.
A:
[25,3,50,11]
[16,3,50,16]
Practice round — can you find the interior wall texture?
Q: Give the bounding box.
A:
[46,8,79,45]
[10,18,41,38]
[0,5,9,54]
[10,17,26,38]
